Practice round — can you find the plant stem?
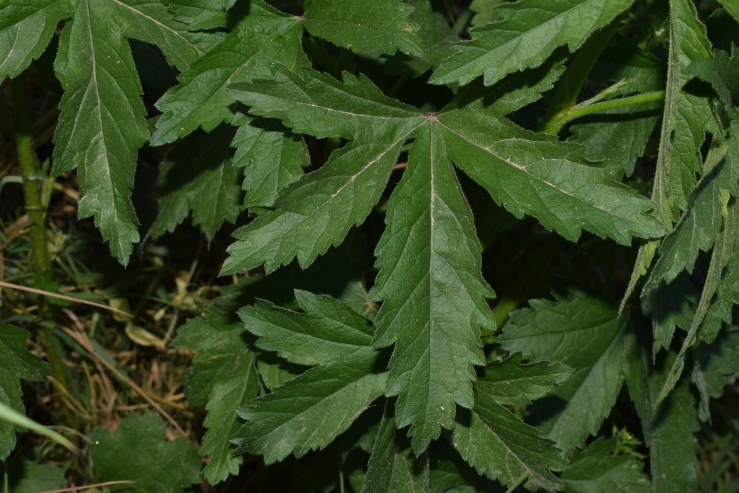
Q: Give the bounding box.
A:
[11,75,51,274]
[504,473,528,493]
[541,91,665,136]
[11,75,73,425]
[541,24,617,124]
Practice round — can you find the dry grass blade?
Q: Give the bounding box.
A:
[0,280,130,317]
[40,480,136,493]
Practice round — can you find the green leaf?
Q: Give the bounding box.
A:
[89,414,201,493]
[0,0,73,80]
[174,307,258,484]
[107,0,210,69]
[438,107,666,245]
[0,323,49,460]
[148,126,242,242]
[165,0,235,31]
[386,0,457,75]
[657,199,739,403]
[643,137,737,293]
[150,3,303,145]
[302,0,421,57]
[362,403,429,493]
[692,326,739,422]
[371,124,494,453]
[220,137,407,275]
[451,390,566,491]
[230,112,308,208]
[625,348,699,493]
[500,292,633,453]
[474,355,572,408]
[652,0,715,223]
[569,42,663,175]
[233,293,387,463]
[560,438,650,493]
[470,0,504,27]
[233,350,385,464]
[690,49,739,113]
[430,0,633,87]
[229,68,424,141]
[6,458,66,493]
[716,0,739,23]
[240,291,374,366]
[52,0,149,264]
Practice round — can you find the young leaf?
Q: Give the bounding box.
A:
[500,291,633,453]
[625,348,699,493]
[438,107,666,245]
[371,124,495,453]
[560,438,650,493]
[230,113,308,208]
[302,0,421,57]
[0,323,49,460]
[233,293,387,463]
[0,0,74,80]
[430,0,633,87]
[362,403,429,493]
[174,307,258,484]
[149,126,242,243]
[89,414,200,493]
[451,390,566,491]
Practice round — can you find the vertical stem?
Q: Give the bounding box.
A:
[11,75,51,274]
[11,75,72,424]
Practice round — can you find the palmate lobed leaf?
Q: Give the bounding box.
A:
[224,64,664,453]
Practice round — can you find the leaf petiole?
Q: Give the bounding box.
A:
[542,90,665,136]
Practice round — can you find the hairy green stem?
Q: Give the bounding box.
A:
[11,75,72,424]
[541,23,618,124]
[541,91,665,136]
[504,473,528,493]
[11,76,51,274]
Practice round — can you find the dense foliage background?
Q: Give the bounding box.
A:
[0,0,738,491]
